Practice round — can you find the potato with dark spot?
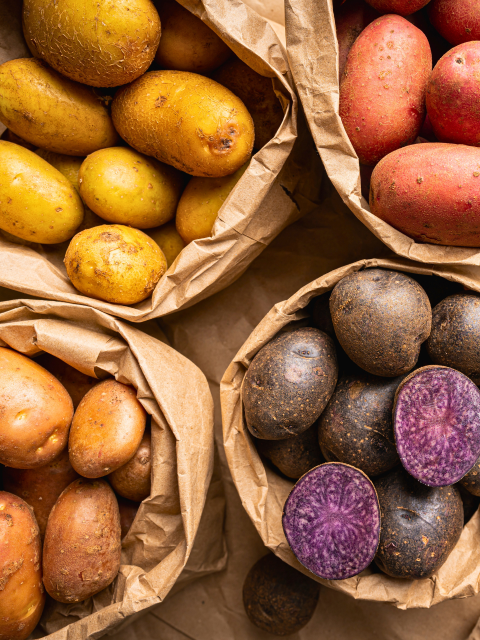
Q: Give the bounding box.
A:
[460,456,480,497]
[3,449,80,538]
[330,269,432,377]
[319,372,401,476]
[37,353,99,409]
[243,553,320,636]
[0,492,45,640]
[243,328,338,440]
[69,380,147,478]
[43,478,121,603]
[0,348,74,469]
[374,468,463,579]
[109,429,151,502]
[117,496,139,539]
[255,424,324,480]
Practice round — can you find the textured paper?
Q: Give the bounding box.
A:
[0,297,224,639]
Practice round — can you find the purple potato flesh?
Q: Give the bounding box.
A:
[282,463,380,580]
[394,366,480,487]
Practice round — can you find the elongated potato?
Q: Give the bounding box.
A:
[0,58,119,156]
[370,143,480,246]
[112,70,254,178]
[339,14,432,165]
[23,0,161,88]
[43,479,121,603]
[0,142,84,244]
[109,430,151,502]
[0,348,74,468]
[69,380,147,478]
[0,492,45,640]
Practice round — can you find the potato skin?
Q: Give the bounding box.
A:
[428,0,480,46]
[35,150,84,192]
[213,58,284,150]
[79,147,184,229]
[365,0,430,14]
[154,0,231,74]
[109,430,151,502]
[6,130,36,151]
[43,479,121,603]
[0,492,45,640]
[23,0,161,88]
[335,0,378,79]
[112,70,254,178]
[460,457,480,497]
[330,269,432,377]
[36,353,98,409]
[176,163,248,243]
[243,328,338,440]
[69,380,147,478]
[0,141,84,244]
[64,224,167,305]
[339,14,432,165]
[3,449,80,537]
[370,143,480,246]
[117,496,139,539]
[0,58,119,156]
[147,221,185,267]
[0,348,74,469]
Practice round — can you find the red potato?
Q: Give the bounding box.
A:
[370,142,480,247]
[427,42,480,147]
[339,14,432,166]
[335,0,379,79]
[365,0,431,15]
[429,0,480,46]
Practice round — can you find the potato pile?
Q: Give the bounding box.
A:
[243,267,480,594]
[0,347,151,639]
[337,0,480,247]
[0,0,284,306]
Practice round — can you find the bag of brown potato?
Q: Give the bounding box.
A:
[221,257,480,609]
[0,296,223,638]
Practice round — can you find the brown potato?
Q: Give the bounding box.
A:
[36,353,98,408]
[0,492,45,640]
[0,348,74,468]
[117,496,139,539]
[109,430,151,502]
[43,478,121,603]
[69,380,147,478]
[3,449,80,537]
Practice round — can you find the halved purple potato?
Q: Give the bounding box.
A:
[394,366,480,487]
[243,328,338,440]
[375,468,463,579]
[459,456,480,497]
[282,463,380,580]
[243,553,320,636]
[318,372,402,476]
[330,269,431,377]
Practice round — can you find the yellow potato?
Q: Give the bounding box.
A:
[112,70,254,178]
[23,0,161,88]
[0,141,84,244]
[78,147,184,229]
[176,162,248,243]
[154,0,231,73]
[64,224,167,305]
[148,221,185,266]
[0,58,119,156]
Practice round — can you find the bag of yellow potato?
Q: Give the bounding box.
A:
[0,291,225,638]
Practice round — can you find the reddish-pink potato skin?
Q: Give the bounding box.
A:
[427,42,480,146]
[370,143,480,246]
[429,0,480,46]
[365,0,431,15]
[336,0,379,79]
[339,15,432,166]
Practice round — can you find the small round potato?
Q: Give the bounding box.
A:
[109,429,151,502]
[176,163,248,243]
[79,148,184,229]
[0,348,74,468]
[64,224,167,305]
[69,380,147,478]
[154,0,232,73]
[148,221,185,267]
[0,492,45,640]
[43,478,121,603]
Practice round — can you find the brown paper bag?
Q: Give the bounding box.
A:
[221,256,480,610]
[0,297,224,638]
[0,0,321,322]
[284,0,480,268]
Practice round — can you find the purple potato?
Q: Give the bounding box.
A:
[394,366,480,487]
[318,372,401,476]
[243,328,338,440]
[243,553,320,636]
[330,269,431,377]
[282,463,380,580]
[375,468,463,579]
[459,456,480,497]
